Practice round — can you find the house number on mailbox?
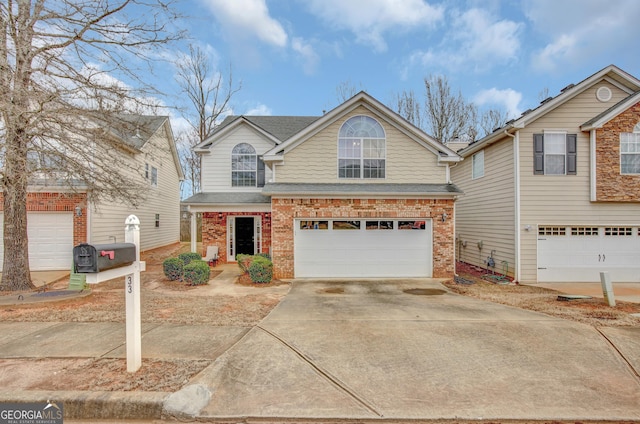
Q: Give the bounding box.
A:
[127,275,133,294]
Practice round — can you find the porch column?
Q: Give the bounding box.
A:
[190,209,197,253]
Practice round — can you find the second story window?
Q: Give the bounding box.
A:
[621,122,640,175]
[472,150,484,179]
[232,143,265,187]
[338,116,386,179]
[533,132,577,175]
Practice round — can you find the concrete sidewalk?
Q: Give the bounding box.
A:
[0,279,639,421]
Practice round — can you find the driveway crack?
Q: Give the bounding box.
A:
[256,325,383,418]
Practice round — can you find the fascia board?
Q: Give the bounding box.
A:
[195,118,280,153]
[581,92,640,130]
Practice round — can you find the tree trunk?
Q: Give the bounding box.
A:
[1,125,34,291]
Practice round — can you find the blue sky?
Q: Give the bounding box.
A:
[160,0,640,132]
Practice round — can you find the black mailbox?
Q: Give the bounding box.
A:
[73,243,136,273]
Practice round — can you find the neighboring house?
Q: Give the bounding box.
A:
[451,65,640,284]
[183,92,462,279]
[0,115,184,271]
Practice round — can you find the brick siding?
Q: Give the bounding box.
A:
[201,212,271,263]
[270,197,455,279]
[595,101,640,201]
[0,192,88,245]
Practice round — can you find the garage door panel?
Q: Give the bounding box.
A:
[538,226,640,283]
[0,213,73,272]
[295,219,432,278]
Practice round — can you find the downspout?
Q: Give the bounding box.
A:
[590,129,597,201]
[86,198,92,244]
[189,206,197,253]
[504,130,521,283]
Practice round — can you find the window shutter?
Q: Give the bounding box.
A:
[257,158,265,187]
[533,134,544,174]
[566,134,577,175]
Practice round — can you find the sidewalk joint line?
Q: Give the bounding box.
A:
[257,325,383,418]
[595,327,640,383]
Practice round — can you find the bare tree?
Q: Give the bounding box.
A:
[335,79,363,103]
[479,108,511,137]
[423,74,477,144]
[0,0,183,290]
[175,45,240,196]
[393,90,423,129]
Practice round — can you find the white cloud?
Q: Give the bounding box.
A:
[524,0,640,72]
[306,0,444,52]
[473,88,522,117]
[291,37,320,75]
[407,8,521,73]
[245,103,272,116]
[203,0,287,47]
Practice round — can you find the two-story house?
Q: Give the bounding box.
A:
[451,65,640,284]
[183,92,462,279]
[0,115,184,271]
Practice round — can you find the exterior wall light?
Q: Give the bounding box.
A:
[75,206,83,217]
[441,212,448,222]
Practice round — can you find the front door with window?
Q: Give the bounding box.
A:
[235,217,255,256]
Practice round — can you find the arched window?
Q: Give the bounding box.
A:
[232,143,259,187]
[338,116,386,179]
[620,122,640,175]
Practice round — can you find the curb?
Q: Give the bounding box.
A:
[0,390,169,420]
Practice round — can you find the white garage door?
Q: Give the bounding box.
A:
[294,219,432,278]
[538,226,640,282]
[0,212,74,271]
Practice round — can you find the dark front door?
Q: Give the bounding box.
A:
[235,217,255,256]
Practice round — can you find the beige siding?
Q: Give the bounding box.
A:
[451,138,516,276]
[201,125,274,192]
[518,82,640,283]
[275,106,447,184]
[90,122,182,251]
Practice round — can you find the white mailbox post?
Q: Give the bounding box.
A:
[82,215,146,372]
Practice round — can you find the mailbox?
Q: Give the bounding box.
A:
[73,243,136,273]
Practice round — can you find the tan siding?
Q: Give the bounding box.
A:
[91,122,181,251]
[276,106,447,183]
[518,82,640,283]
[451,138,516,276]
[201,125,274,192]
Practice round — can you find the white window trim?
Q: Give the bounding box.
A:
[337,116,386,180]
[150,165,158,187]
[543,130,567,175]
[620,123,640,175]
[472,150,484,179]
[231,143,258,187]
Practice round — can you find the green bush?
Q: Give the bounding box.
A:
[236,254,253,273]
[163,257,184,281]
[248,256,273,284]
[256,252,271,261]
[178,252,202,266]
[183,260,210,286]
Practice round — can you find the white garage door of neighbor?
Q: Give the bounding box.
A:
[0,212,74,271]
[294,219,432,278]
[538,225,640,282]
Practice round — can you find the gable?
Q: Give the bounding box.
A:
[271,105,450,184]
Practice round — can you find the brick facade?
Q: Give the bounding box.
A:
[0,192,88,245]
[201,212,272,263]
[270,197,455,279]
[595,101,640,201]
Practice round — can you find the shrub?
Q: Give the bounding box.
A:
[236,254,253,273]
[183,260,210,286]
[248,256,273,284]
[256,252,271,261]
[163,257,184,281]
[178,252,202,266]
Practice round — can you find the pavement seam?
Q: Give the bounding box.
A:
[595,326,640,383]
[256,324,383,418]
[97,322,162,358]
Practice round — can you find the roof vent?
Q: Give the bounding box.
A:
[596,86,612,102]
[560,83,575,92]
[540,97,553,104]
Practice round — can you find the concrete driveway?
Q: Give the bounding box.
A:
[183,279,640,421]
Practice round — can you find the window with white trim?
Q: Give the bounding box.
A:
[620,122,640,175]
[472,150,484,179]
[533,132,577,175]
[232,143,258,187]
[338,116,386,179]
[150,166,158,187]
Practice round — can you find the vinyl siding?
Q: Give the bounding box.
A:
[518,81,640,283]
[90,122,181,251]
[451,138,516,276]
[201,125,274,192]
[275,106,447,184]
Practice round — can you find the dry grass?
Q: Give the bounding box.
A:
[447,264,640,327]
